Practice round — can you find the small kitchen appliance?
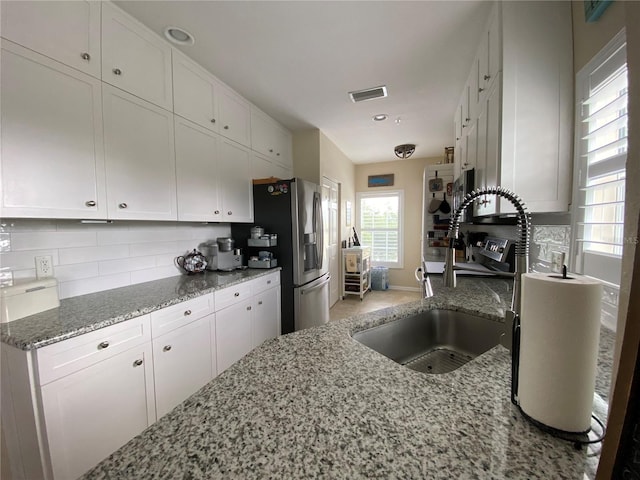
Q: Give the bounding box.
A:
[175,249,208,274]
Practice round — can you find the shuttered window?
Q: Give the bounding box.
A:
[572,30,627,327]
[357,190,403,268]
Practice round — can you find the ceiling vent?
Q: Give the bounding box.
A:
[349,85,388,103]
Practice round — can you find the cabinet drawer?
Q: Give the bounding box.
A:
[150,294,213,338]
[214,282,252,311]
[36,315,151,385]
[251,272,280,295]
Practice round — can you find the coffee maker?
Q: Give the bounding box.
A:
[201,238,242,271]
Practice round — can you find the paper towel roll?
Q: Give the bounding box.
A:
[518,272,602,433]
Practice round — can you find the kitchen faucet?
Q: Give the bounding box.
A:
[443,186,531,353]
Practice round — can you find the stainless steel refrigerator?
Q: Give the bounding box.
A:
[232,178,329,334]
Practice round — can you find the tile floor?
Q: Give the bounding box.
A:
[329,289,422,322]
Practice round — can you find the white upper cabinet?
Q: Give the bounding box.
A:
[174,117,223,222]
[250,107,293,167]
[217,138,254,222]
[0,40,107,219]
[0,0,101,78]
[101,2,173,111]
[218,86,251,147]
[103,85,177,220]
[251,152,292,181]
[173,50,220,133]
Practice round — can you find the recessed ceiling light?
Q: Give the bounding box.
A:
[373,114,388,122]
[164,26,195,45]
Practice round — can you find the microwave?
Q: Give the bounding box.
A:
[453,168,475,223]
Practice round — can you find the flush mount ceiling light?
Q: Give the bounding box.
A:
[349,85,388,103]
[164,26,195,45]
[394,144,416,159]
[372,114,388,122]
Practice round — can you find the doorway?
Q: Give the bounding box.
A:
[322,177,340,307]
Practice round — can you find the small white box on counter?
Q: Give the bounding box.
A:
[1,278,59,323]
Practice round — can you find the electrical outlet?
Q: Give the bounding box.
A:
[35,255,54,279]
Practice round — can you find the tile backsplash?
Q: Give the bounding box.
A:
[0,219,230,299]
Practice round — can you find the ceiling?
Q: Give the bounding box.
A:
[116,1,492,164]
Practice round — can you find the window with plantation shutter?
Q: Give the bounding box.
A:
[356,190,403,268]
[571,30,627,326]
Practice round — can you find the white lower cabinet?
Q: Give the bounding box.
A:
[152,315,213,418]
[40,344,155,480]
[253,286,281,347]
[215,298,254,374]
[1,275,280,479]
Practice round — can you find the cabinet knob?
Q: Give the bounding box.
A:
[258,301,263,305]
[211,118,216,124]
[163,345,172,352]
[246,306,252,311]
[234,292,240,297]
[224,125,229,130]
[118,203,128,209]
[214,210,220,215]
[462,125,466,129]
[113,68,122,75]
[184,310,192,316]
[276,152,280,156]
[227,211,232,215]
[478,87,484,93]
[484,74,491,81]
[269,149,274,153]
[267,280,271,284]
[465,117,471,123]
[98,341,110,350]
[85,200,96,207]
[81,52,91,61]
[133,359,143,367]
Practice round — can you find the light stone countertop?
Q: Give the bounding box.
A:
[0,268,280,350]
[81,277,611,480]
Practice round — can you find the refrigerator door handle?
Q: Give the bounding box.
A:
[314,191,324,269]
[300,274,330,295]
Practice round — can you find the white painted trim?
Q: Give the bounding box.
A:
[388,285,420,292]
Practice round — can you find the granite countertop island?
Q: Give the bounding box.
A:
[1,268,279,350]
[81,277,611,480]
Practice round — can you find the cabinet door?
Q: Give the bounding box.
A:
[175,117,223,222]
[1,41,106,219]
[101,2,173,110]
[152,316,212,419]
[218,139,254,222]
[479,80,500,216]
[215,299,253,374]
[487,10,501,88]
[253,287,281,347]
[40,344,155,480]
[218,87,251,147]
[463,120,478,172]
[173,50,219,133]
[477,31,490,101]
[250,109,277,158]
[103,85,177,220]
[1,0,101,78]
[251,152,292,181]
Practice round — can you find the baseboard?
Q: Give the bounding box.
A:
[387,286,421,292]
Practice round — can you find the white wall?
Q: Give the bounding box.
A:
[0,219,230,299]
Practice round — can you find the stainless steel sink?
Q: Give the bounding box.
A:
[352,309,503,374]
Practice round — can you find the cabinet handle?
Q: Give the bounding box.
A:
[214,210,220,215]
[234,292,240,297]
[118,203,128,209]
[211,118,216,124]
[81,52,91,61]
[224,125,229,130]
[133,359,143,367]
[113,68,122,75]
[484,74,491,81]
[465,117,471,123]
[258,301,263,305]
[184,309,192,316]
[98,341,110,350]
[246,306,252,311]
[85,200,96,207]
[227,211,232,215]
[163,345,172,352]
